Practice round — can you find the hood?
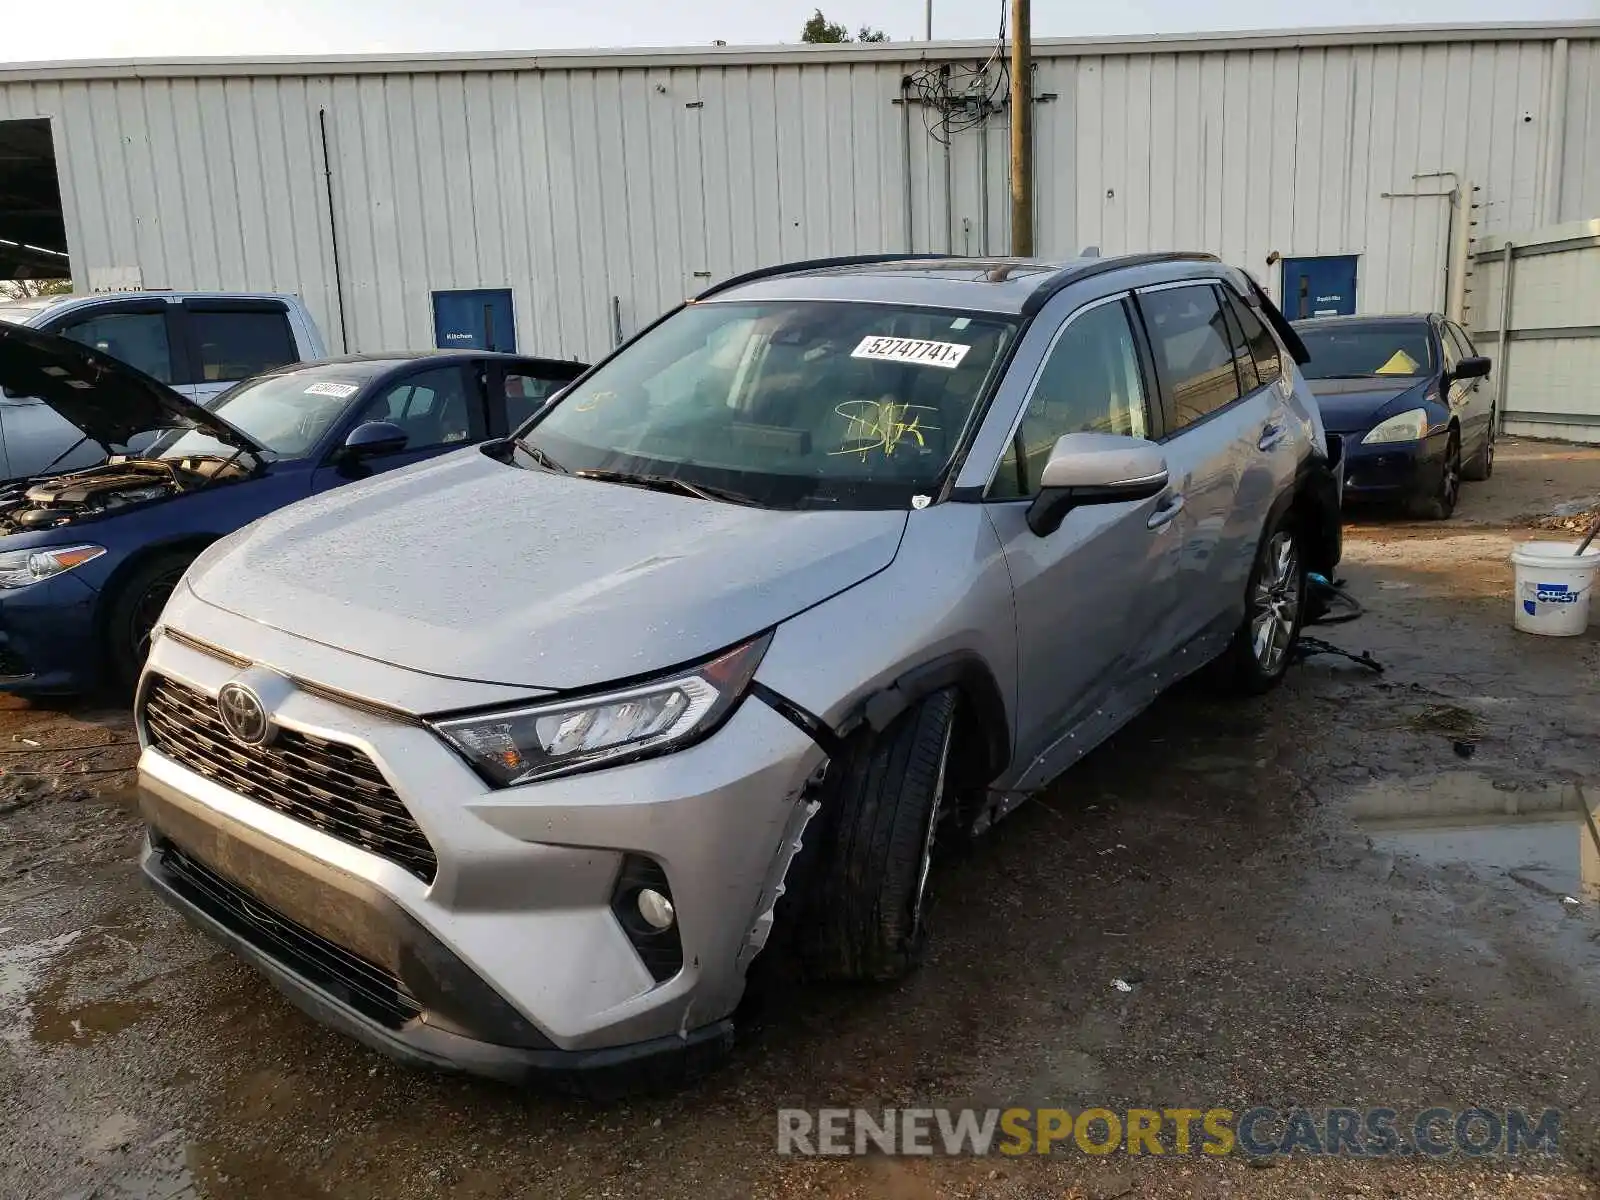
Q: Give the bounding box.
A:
[190,449,909,693]
[0,322,264,456]
[1304,376,1432,434]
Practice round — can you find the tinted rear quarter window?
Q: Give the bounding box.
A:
[1223,289,1283,386]
[1140,284,1243,431]
[190,309,297,382]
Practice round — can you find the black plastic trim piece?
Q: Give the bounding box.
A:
[750,681,846,760]
[144,837,732,1098]
[144,833,549,1050]
[692,254,951,302]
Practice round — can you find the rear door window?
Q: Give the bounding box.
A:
[1138,284,1244,431]
[186,306,298,383]
[1216,288,1261,393]
[1222,288,1283,386]
[53,308,176,383]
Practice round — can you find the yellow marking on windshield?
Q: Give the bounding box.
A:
[829,400,941,460]
[1374,349,1420,375]
[574,390,615,413]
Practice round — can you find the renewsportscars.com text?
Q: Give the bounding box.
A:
[776,1106,1561,1158]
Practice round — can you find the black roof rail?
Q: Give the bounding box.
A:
[1019,251,1221,316]
[693,253,951,301]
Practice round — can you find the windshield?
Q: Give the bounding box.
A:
[514,300,1018,509]
[147,367,370,461]
[1298,323,1435,380]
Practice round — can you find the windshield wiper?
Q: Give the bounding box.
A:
[512,437,568,474]
[575,469,763,507]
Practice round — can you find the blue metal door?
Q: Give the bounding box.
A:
[432,289,516,352]
[1281,256,1358,320]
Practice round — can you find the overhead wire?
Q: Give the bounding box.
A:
[905,0,1008,146]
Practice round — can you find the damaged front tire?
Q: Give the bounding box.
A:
[799,688,958,983]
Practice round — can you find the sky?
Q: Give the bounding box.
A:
[3,0,1597,62]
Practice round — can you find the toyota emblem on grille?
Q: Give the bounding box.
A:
[217,681,273,746]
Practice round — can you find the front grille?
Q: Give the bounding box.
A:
[143,675,438,883]
[158,840,422,1029]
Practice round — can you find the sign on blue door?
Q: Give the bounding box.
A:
[432,289,516,352]
[1280,256,1358,319]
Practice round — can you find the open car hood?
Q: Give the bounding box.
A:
[0,322,264,456]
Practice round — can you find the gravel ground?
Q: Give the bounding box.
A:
[1,438,1598,1200]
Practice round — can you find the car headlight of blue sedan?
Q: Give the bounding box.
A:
[0,544,106,590]
[1361,407,1431,445]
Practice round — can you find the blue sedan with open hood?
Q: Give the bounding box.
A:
[0,324,584,694]
[1293,313,1493,520]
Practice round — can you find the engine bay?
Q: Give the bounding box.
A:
[0,456,250,536]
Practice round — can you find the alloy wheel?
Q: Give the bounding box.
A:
[910,718,956,940]
[1250,532,1301,675]
[1441,437,1461,511]
[130,569,183,663]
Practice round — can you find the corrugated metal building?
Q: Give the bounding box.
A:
[1,21,1597,365]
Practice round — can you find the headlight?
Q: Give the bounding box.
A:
[432,634,771,786]
[0,544,106,590]
[1362,408,1430,445]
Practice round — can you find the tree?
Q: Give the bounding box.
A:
[0,278,72,301]
[801,10,850,42]
[800,10,888,43]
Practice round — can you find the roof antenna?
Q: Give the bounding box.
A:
[1079,245,1101,258]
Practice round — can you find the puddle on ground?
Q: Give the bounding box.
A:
[1350,772,1600,907]
[0,928,84,1008]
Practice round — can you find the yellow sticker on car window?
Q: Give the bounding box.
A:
[1374,349,1420,375]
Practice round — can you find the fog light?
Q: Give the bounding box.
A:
[637,887,675,931]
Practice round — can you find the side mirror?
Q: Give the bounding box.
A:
[1027,432,1169,537]
[1451,355,1491,381]
[341,420,409,459]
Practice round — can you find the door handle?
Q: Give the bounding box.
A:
[1147,492,1185,531]
[1258,423,1287,451]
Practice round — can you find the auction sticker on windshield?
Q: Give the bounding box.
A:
[852,336,971,370]
[304,381,360,399]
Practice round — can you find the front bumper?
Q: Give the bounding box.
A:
[137,627,828,1083]
[0,570,100,692]
[1338,434,1446,502]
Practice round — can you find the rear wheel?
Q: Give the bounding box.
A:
[1218,513,1306,695]
[800,688,958,982]
[1461,411,1495,482]
[1410,430,1460,520]
[105,552,193,693]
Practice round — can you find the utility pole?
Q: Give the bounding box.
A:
[925,0,932,39]
[1008,0,1033,256]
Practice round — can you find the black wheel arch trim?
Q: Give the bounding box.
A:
[749,681,848,760]
[1278,453,1342,583]
[837,652,1011,781]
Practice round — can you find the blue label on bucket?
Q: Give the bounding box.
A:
[1535,583,1577,604]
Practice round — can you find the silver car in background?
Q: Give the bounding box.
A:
[136,253,1341,1095]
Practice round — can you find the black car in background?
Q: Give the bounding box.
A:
[1293,314,1492,520]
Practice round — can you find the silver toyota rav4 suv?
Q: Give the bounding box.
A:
[137,253,1341,1094]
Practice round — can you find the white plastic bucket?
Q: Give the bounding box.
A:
[1510,540,1600,636]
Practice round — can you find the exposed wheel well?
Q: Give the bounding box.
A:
[847,653,1011,789]
[94,537,217,643]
